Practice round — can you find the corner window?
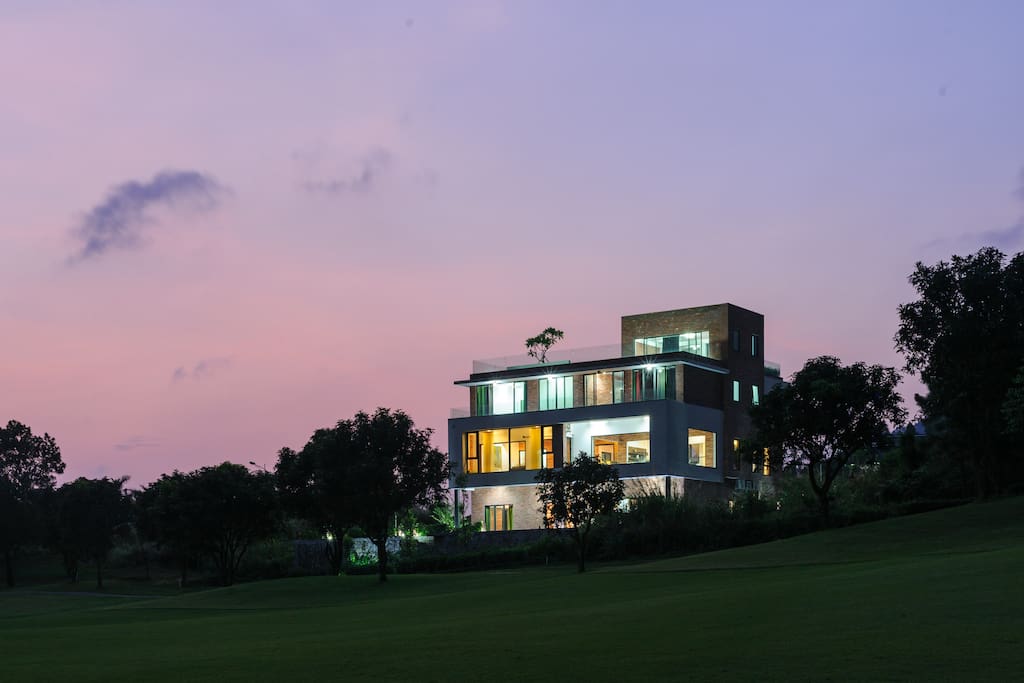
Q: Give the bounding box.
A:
[732,380,740,402]
[688,428,716,468]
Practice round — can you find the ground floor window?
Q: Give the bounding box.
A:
[688,428,716,468]
[484,504,513,531]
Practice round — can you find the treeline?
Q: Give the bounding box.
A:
[0,408,448,588]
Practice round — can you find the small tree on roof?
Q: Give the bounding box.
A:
[526,327,564,364]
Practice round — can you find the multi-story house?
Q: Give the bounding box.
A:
[447,303,774,531]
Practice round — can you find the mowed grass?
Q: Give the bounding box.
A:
[2,499,1023,682]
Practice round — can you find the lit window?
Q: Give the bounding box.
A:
[732,380,740,402]
[493,381,526,414]
[484,504,512,531]
[539,376,573,411]
[688,428,716,468]
[752,385,760,406]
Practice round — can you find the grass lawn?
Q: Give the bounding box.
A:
[2,498,1022,681]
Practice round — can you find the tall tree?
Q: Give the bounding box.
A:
[53,477,129,589]
[895,247,1024,496]
[536,454,625,573]
[136,471,205,586]
[276,432,360,574]
[137,464,278,586]
[289,408,448,582]
[745,356,906,519]
[190,463,279,586]
[0,420,65,587]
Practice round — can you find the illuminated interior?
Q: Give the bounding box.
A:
[634,331,710,357]
[464,426,546,473]
[688,428,716,468]
[565,415,651,465]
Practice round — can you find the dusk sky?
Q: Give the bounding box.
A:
[3,1,1023,486]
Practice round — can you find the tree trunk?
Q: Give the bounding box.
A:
[376,538,388,582]
[4,549,14,587]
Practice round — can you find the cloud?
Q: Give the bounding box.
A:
[975,221,1024,250]
[172,357,231,382]
[70,169,226,262]
[114,435,160,451]
[299,148,393,196]
[923,168,1024,252]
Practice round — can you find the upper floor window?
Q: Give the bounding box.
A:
[584,371,625,406]
[634,331,710,358]
[539,376,574,411]
[751,334,760,357]
[752,385,760,406]
[732,380,740,402]
[493,381,526,415]
[731,329,740,352]
[633,366,674,401]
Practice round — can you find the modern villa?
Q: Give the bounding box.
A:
[447,303,778,531]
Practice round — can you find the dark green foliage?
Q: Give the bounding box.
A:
[536,453,625,572]
[525,327,564,363]
[744,356,906,519]
[281,408,449,582]
[52,477,130,588]
[896,247,1024,496]
[0,420,65,587]
[137,463,278,586]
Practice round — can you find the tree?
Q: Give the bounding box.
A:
[525,327,564,363]
[0,420,65,587]
[275,432,360,575]
[536,454,625,572]
[135,471,206,586]
[191,463,278,586]
[895,247,1024,496]
[1003,362,1024,438]
[53,477,129,589]
[137,464,278,586]
[288,408,449,582]
[745,356,906,520]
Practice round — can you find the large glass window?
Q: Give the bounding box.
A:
[634,331,710,358]
[633,366,675,400]
[565,416,651,465]
[484,504,512,531]
[493,381,526,415]
[539,376,573,411]
[464,426,548,473]
[688,428,716,468]
[473,385,491,416]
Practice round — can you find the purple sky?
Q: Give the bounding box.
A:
[2,1,1023,486]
